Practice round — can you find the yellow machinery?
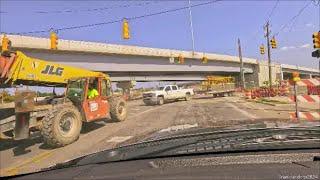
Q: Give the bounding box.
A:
[201,76,235,91]
[0,51,127,147]
[0,51,108,87]
[197,76,236,97]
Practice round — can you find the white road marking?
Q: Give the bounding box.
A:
[226,103,257,119]
[107,136,133,143]
[159,123,198,133]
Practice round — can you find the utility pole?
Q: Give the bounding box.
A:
[238,38,245,89]
[265,21,272,88]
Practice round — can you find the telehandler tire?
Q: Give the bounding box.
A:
[41,105,82,147]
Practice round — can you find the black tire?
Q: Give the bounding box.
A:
[143,100,150,106]
[185,93,191,101]
[41,105,82,147]
[109,97,127,122]
[158,96,164,105]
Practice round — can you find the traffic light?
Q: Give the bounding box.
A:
[312,31,320,49]
[50,31,58,50]
[259,44,265,54]
[122,19,130,40]
[178,55,184,64]
[201,56,208,64]
[1,35,10,52]
[270,37,277,49]
[312,49,320,58]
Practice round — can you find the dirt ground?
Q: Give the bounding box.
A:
[0,96,317,176]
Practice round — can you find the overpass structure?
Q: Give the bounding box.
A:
[0,34,319,87]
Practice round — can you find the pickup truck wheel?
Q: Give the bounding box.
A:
[158,97,164,105]
[41,105,82,147]
[110,97,127,122]
[185,93,191,101]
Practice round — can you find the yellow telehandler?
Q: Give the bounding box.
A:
[0,51,127,147]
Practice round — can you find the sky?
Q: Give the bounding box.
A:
[0,0,319,70]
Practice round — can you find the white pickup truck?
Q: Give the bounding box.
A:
[143,85,194,105]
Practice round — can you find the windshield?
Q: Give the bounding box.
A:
[0,1,319,178]
[66,79,86,102]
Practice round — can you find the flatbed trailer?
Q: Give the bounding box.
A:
[195,83,236,98]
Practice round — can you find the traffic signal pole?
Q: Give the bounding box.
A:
[265,21,272,88]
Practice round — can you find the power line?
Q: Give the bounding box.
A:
[128,0,219,21]
[267,0,279,21]
[273,1,312,37]
[243,0,280,46]
[1,1,156,14]
[2,0,220,35]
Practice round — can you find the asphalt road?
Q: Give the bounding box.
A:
[0,96,299,176]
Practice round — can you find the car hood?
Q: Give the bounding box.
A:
[39,119,320,175]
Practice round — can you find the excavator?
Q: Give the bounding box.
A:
[0,50,127,147]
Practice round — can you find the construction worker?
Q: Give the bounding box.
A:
[88,80,99,99]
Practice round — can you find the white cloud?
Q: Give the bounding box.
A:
[280,46,296,51]
[280,47,289,51]
[280,44,311,51]
[300,44,310,48]
[305,23,314,28]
